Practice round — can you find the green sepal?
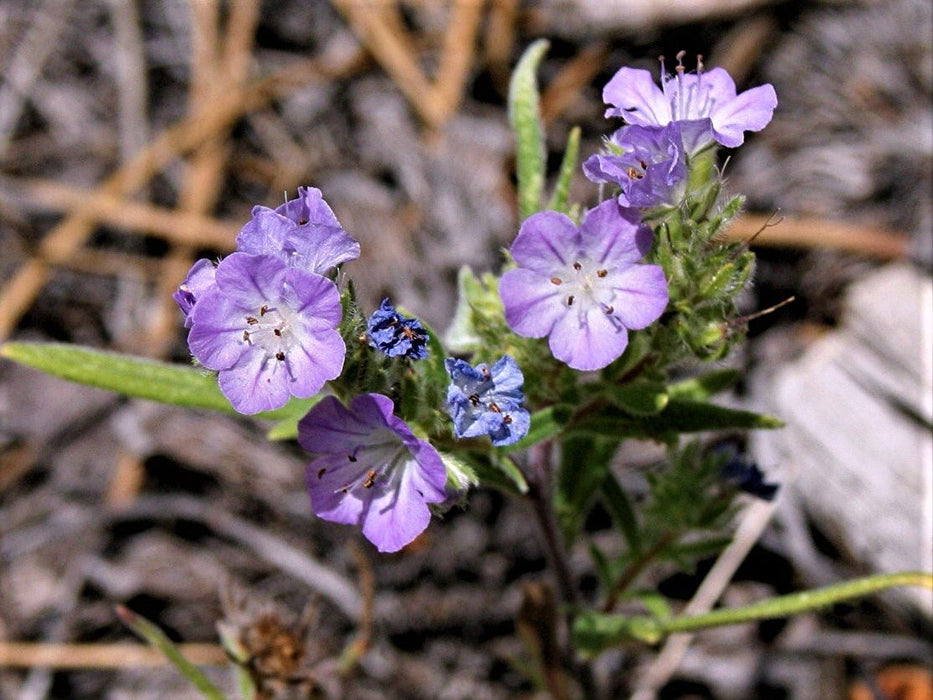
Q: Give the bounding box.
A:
[1,341,299,420]
[547,125,581,214]
[508,39,549,220]
[574,609,664,649]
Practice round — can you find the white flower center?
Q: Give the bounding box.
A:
[241,302,296,362]
[551,259,621,325]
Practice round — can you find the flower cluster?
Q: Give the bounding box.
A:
[584,53,777,210]
[169,54,776,554]
[175,187,358,415]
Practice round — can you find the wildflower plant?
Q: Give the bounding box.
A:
[4,40,931,699]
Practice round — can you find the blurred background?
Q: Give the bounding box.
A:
[0,0,930,697]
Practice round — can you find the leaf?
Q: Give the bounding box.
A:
[569,399,783,441]
[547,126,581,214]
[666,369,740,401]
[116,606,225,700]
[603,380,668,416]
[265,396,324,440]
[1,341,299,420]
[574,609,664,651]
[508,39,549,221]
[476,453,528,494]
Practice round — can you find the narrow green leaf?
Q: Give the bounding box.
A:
[666,369,740,401]
[265,396,324,440]
[508,39,549,220]
[603,380,669,416]
[483,454,529,494]
[116,606,225,700]
[547,126,580,214]
[1,341,296,420]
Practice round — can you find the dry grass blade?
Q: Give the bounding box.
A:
[0,642,227,669]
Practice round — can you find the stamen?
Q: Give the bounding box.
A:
[572,262,582,271]
[246,316,259,325]
[480,367,491,380]
[363,469,377,488]
[317,468,327,479]
[550,277,562,285]
[243,330,251,342]
[604,305,615,315]
[468,393,481,406]
[503,414,513,424]
[297,218,309,225]
[260,305,269,316]
[567,295,575,306]
[275,351,285,361]
[273,328,282,336]
[348,454,358,462]
[597,269,608,278]
[488,402,501,413]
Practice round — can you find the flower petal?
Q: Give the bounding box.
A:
[218,351,291,414]
[509,211,578,271]
[500,268,566,338]
[605,264,670,329]
[580,200,653,266]
[548,306,629,371]
[603,66,672,126]
[711,83,778,147]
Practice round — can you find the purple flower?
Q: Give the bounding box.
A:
[173,258,217,328]
[299,393,447,553]
[499,201,669,371]
[367,299,429,360]
[187,252,345,414]
[583,123,687,208]
[236,186,360,274]
[445,356,530,447]
[603,54,777,153]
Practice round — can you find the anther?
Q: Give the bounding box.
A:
[597,269,608,278]
[573,262,582,271]
[260,305,269,316]
[273,328,282,336]
[298,218,309,225]
[469,393,481,406]
[503,414,513,424]
[317,468,327,479]
[246,316,259,325]
[243,330,251,342]
[481,367,491,380]
[275,351,285,361]
[604,305,615,315]
[348,454,358,462]
[550,277,562,285]
[363,469,377,489]
[567,295,575,306]
[489,402,501,413]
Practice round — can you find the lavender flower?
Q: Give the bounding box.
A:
[583,123,687,209]
[445,356,530,447]
[236,186,360,274]
[173,258,217,328]
[299,393,447,553]
[603,53,777,153]
[187,252,345,414]
[499,201,669,371]
[367,299,429,360]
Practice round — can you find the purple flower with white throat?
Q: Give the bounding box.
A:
[603,52,777,153]
[236,186,360,274]
[583,123,687,208]
[499,201,669,371]
[299,393,447,553]
[367,299,429,360]
[173,258,217,328]
[445,356,530,447]
[187,252,345,414]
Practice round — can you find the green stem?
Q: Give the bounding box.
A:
[661,571,933,634]
[576,571,933,649]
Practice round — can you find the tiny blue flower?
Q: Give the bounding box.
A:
[445,355,530,447]
[721,452,779,501]
[367,299,429,360]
